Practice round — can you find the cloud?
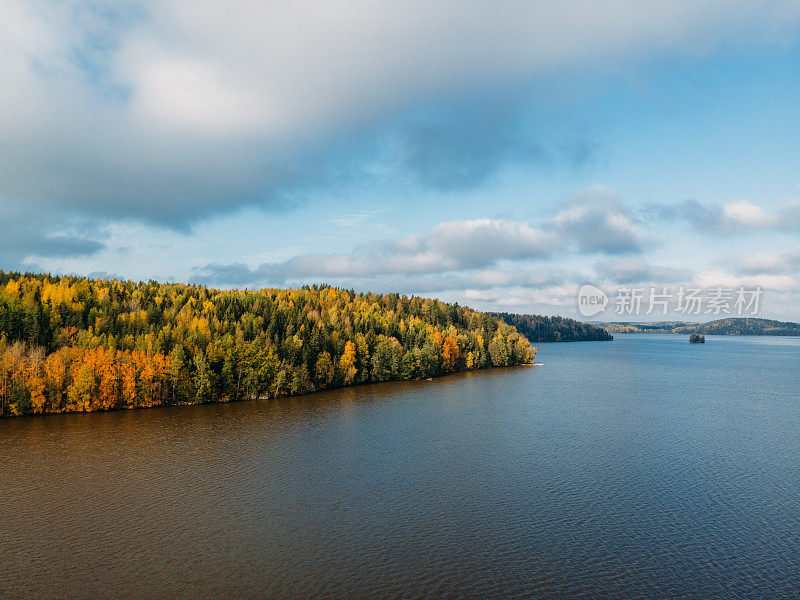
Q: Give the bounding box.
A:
[3,1,800,226]
[360,267,570,295]
[651,198,800,233]
[459,284,581,312]
[0,201,106,268]
[693,269,796,292]
[191,186,658,292]
[736,245,800,275]
[308,267,570,298]
[594,257,690,284]
[414,218,562,265]
[387,99,545,191]
[192,217,560,286]
[722,200,775,227]
[551,185,647,254]
[132,59,265,134]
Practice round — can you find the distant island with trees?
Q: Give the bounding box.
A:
[0,271,537,417]
[603,318,800,336]
[492,313,614,342]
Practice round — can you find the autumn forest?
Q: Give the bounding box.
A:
[0,271,536,417]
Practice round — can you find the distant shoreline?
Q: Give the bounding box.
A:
[598,317,800,337]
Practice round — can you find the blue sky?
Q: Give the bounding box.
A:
[2,1,800,320]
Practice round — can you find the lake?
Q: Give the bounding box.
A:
[2,334,800,599]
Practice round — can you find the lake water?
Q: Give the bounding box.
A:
[2,334,800,599]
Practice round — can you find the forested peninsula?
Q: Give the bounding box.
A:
[492,312,613,342]
[0,271,535,417]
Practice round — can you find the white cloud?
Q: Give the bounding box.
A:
[594,257,690,284]
[722,200,777,228]
[422,218,562,263]
[551,185,646,254]
[654,197,800,233]
[192,217,559,284]
[132,58,266,134]
[737,245,800,275]
[693,269,796,292]
[131,0,800,137]
[3,1,800,224]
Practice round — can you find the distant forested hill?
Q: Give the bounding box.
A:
[604,318,800,336]
[677,318,800,336]
[0,271,535,417]
[492,312,613,342]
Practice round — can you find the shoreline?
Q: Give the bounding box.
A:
[0,361,537,420]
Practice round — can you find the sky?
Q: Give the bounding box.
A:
[2,1,800,321]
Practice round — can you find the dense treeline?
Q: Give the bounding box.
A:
[675,318,800,336]
[605,318,800,336]
[0,271,535,417]
[492,312,613,342]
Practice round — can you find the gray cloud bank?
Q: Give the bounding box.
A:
[648,198,800,233]
[3,1,800,227]
[0,202,106,267]
[552,185,647,254]
[736,246,800,276]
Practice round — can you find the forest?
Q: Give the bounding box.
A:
[0,271,535,417]
[492,312,613,342]
[605,318,800,336]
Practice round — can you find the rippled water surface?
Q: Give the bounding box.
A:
[3,334,800,599]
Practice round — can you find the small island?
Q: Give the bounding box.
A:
[690,333,706,344]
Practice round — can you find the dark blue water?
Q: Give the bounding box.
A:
[2,334,799,599]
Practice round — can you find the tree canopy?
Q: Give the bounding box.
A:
[492,312,612,342]
[0,271,535,417]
